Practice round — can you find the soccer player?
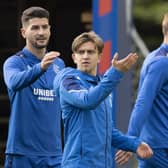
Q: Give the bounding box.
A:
[53,31,153,168]
[3,6,65,168]
[115,12,168,168]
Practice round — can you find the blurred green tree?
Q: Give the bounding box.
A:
[133,0,168,50]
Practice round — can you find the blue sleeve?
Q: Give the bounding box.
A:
[60,67,123,109]
[112,127,141,152]
[3,56,44,91]
[53,57,65,70]
[128,57,168,136]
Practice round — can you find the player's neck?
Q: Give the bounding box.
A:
[26,45,46,59]
[163,35,168,45]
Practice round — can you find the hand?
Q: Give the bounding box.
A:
[112,52,138,72]
[41,51,60,70]
[136,142,153,159]
[115,150,133,165]
[115,142,153,166]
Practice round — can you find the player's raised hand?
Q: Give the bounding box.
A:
[41,51,60,70]
[112,52,138,72]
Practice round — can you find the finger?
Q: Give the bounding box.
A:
[115,154,127,162]
[116,152,131,160]
[113,52,119,61]
[115,151,132,165]
[44,52,60,61]
[126,53,137,62]
[111,52,119,67]
[116,155,130,165]
[44,53,60,62]
[124,54,138,69]
[46,51,60,57]
[115,150,126,158]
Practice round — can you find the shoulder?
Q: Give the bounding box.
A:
[57,67,79,82]
[3,53,24,66]
[61,70,83,91]
[54,67,76,85]
[53,67,80,95]
[143,55,168,76]
[57,68,82,85]
[149,55,168,67]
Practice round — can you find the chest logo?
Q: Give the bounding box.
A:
[53,64,60,74]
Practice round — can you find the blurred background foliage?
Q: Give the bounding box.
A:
[133,0,168,50]
[130,0,168,102]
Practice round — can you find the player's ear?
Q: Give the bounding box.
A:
[98,53,103,63]
[20,28,26,39]
[72,53,77,64]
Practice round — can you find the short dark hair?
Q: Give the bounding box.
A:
[21,6,49,26]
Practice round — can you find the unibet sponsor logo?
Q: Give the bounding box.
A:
[33,88,55,101]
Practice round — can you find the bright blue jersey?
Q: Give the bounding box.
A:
[54,67,141,168]
[128,43,168,148]
[3,47,65,157]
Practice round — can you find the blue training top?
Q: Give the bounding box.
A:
[3,47,65,157]
[54,67,141,168]
[128,43,168,148]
